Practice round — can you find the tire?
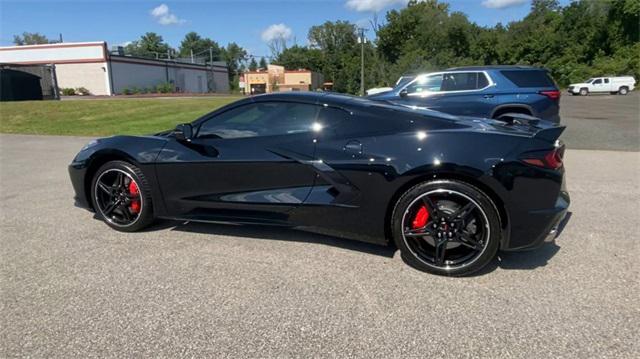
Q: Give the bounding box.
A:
[391,180,501,276]
[619,86,629,95]
[90,160,154,232]
[579,88,589,96]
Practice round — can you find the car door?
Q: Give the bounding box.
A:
[155,100,321,224]
[591,78,605,92]
[399,72,495,117]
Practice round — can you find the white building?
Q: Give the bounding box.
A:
[0,41,230,95]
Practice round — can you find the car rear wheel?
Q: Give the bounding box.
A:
[391,180,501,276]
[579,88,589,96]
[619,86,629,95]
[91,160,154,232]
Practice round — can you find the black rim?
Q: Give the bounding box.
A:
[401,189,490,270]
[94,169,142,227]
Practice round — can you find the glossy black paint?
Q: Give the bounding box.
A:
[69,92,569,250]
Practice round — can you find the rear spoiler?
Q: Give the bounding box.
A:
[496,112,565,142]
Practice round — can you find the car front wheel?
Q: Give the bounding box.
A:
[91,160,154,232]
[391,180,501,276]
[579,88,589,96]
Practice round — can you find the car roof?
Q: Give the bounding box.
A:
[445,65,545,71]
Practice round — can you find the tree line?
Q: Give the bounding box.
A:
[272,0,639,92]
[13,0,639,94]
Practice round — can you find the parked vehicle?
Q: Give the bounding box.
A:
[567,76,635,96]
[368,66,561,123]
[69,92,569,276]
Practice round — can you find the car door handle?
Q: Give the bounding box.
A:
[483,94,494,99]
[343,140,362,154]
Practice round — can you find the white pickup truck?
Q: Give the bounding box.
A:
[568,76,636,96]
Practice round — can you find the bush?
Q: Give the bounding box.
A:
[61,88,76,96]
[75,87,91,96]
[130,87,141,94]
[156,82,174,93]
[121,87,132,95]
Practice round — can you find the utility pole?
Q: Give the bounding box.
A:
[358,28,367,96]
[190,49,194,63]
[209,47,213,65]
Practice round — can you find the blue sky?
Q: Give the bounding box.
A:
[0,0,570,58]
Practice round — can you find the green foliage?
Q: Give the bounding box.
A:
[178,31,221,62]
[373,0,640,88]
[273,45,324,72]
[125,32,173,58]
[121,88,132,95]
[248,57,258,71]
[156,82,174,93]
[13,32,50,45]
[259,57,268,69]
[75,87,91,96]
[221,42,248,90]
[61,88,76,96]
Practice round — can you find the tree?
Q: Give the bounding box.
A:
[220,42,248,91]
[178,32,221,62]
[125,32,173,58]
[259,57,268,69]
[248,57,258,71]
[273,45,323,72]
[307,20,369,93]
[13,32,49,45]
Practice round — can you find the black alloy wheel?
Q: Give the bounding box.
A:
[392,180,501,276]
[91,161,154,231]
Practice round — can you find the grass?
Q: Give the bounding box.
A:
[0,96,241,136]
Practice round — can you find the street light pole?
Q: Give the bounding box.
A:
[358,28,367,96]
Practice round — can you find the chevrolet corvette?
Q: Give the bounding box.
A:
[69,92,569,276]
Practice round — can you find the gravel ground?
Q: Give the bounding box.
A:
[0,133,638,358]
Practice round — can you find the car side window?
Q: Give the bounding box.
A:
[405,74,443,94]
[441,72,487,91]
[593,79,602,84]
[197,102,321,139]
[604,78,609,84]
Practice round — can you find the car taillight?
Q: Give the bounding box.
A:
[539,90,561,100]
[522,147,564,170]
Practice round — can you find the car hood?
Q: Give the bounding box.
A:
[366,91,398,100]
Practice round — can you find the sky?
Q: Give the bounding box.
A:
[0,0,571,59]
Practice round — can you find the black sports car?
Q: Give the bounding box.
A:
[69,92,569,276]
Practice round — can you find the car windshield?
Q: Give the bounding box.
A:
[586,78,594,83]
[394,76,415,88]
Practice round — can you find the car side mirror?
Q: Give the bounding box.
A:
[399,88,408,97]
[174,123,193,141]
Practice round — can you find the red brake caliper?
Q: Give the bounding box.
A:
[128,180,140,213]
[412,206,430,229]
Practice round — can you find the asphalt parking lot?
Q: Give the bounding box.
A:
[1,94,639,357]
[560,91,640,151]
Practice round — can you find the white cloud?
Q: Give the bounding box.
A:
[261,23,293,42]
[150,4,185,25]
[481,0,528,9]
[345,0,406,12]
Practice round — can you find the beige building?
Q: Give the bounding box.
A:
[0,41,229,95]
[243,64,323,94]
